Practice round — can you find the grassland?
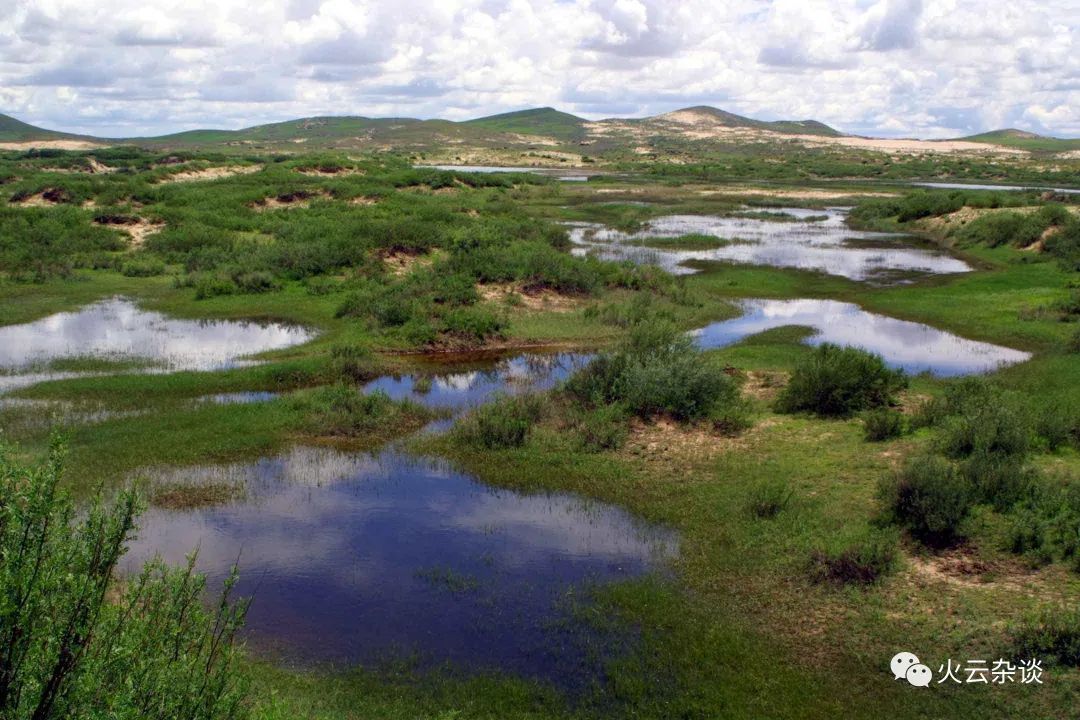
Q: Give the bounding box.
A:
[1,146,1079,719]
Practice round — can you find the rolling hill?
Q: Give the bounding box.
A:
[961,128,1080,153]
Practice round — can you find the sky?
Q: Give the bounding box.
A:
[0,0,1077,139]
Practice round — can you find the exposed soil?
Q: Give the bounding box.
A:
[159,165,261,183]
[0,139,104,151]
[477,282,585,312]
[297,166,366,177]
[9,187,72,206]
[93,214,165,247]
[249,190,332,210]
[380,250,433,277]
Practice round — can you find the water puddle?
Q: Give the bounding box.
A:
[694,299,1030,376]
[365,352,592,411]
[914,182,1080,195]
[0,298,314,391]
[568,207,972,281]
[125,446,675,684]
[417,165,592,181]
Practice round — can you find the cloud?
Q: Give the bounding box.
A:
[0,0,1074,139]
[858,0,924,51]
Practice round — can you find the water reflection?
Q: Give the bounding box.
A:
[364,352,593,411]
[416,165,592,181]
[694,299,1030,376]
[0,298,314,384]
[124,446,675,683]
[568,207,972,281]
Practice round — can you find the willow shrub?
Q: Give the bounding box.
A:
[0,439,251,720]
[775,343,907,417]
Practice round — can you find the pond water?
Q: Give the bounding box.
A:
[417,165,591,181]
[914,182,1080,195]
[693,299,1030,376]
[0,298,314,381]
[125,446,675,684]
[567,207,972,281]
[364,352,593,411]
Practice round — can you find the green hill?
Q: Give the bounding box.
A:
[0,112,79,142]
[962,128,1080,152]
[464,107,587,141]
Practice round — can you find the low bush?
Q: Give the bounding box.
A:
[863,408,905,441]
[0,440,251,720]
[748,479,794,519]
[962,451,1038,511]
[1012,606,1080,666]
[775,343,907,417]
[574,403,629,452]
[809,528,899,585]
[296,386,423,436]
[565,321,740,422]
[879,454,972,546]
[454,393,546,449]
[120,257,166,277]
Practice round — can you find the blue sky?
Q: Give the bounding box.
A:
[0,0,1076,138]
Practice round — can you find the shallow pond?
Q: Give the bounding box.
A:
[125,446,675,684]
[694,299,1030,376]
[0,298,314,384]
[914,182,1080,195]
[417,164,591,181]
[364,352,592,411]
[568,207,972,281]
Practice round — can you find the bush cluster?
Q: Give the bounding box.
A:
[775,343,907,417]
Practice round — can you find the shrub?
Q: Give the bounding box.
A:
[565,321,741,423]
[120,257,166,277]
[1068,326,1080,354]
[1012,606,1080,666]
[454,394,545,449]
[935,385,1032,460]
[1035,401,1077,451]
[748,479,794,519]
[439,306,506,342]
[330,343,376,382]
[775,343,907,417]
[0,439,250,720]
[879,454,972,546]
[296,386,422,436]
[574,403,629,452]
[193,273,238,299]
[809,528,899,585]
[863,408,905,441]
[962,452,1038,511]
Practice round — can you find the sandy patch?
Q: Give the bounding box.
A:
[698,185,898,200]
[741,370,787,402]
[9,188,71,206]
[0,139,104,151]
[795,135,1028,156]
[905,547,1040,591]
[159,165,261,184]
[349,195,379,206]
[478,282,585,312]
[297,166,366,177]
[93,215,164,247]
[249,190,331,211]
[380,250,432,277]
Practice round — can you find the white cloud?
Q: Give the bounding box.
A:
[0,0,1075,138]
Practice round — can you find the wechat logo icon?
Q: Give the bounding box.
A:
[891,652,931,687]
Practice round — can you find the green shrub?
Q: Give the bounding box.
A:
[120,257,166,277]
[1012,606,1080,666]
[296,386,422,436]
[193,273,238,299]
[879,454,972,546]
[775,344,907,417]
[962,452,1037,511]
[748,479,794,519]
[454,394,545,449]
[863,408,905,441]
[1068,326,1080,354]
[809,528,899,585]
[0,440,250,720]
[440,306,506,342]
[566,321,741,423]
[935,382,1032,460]
[574,404,629,452]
